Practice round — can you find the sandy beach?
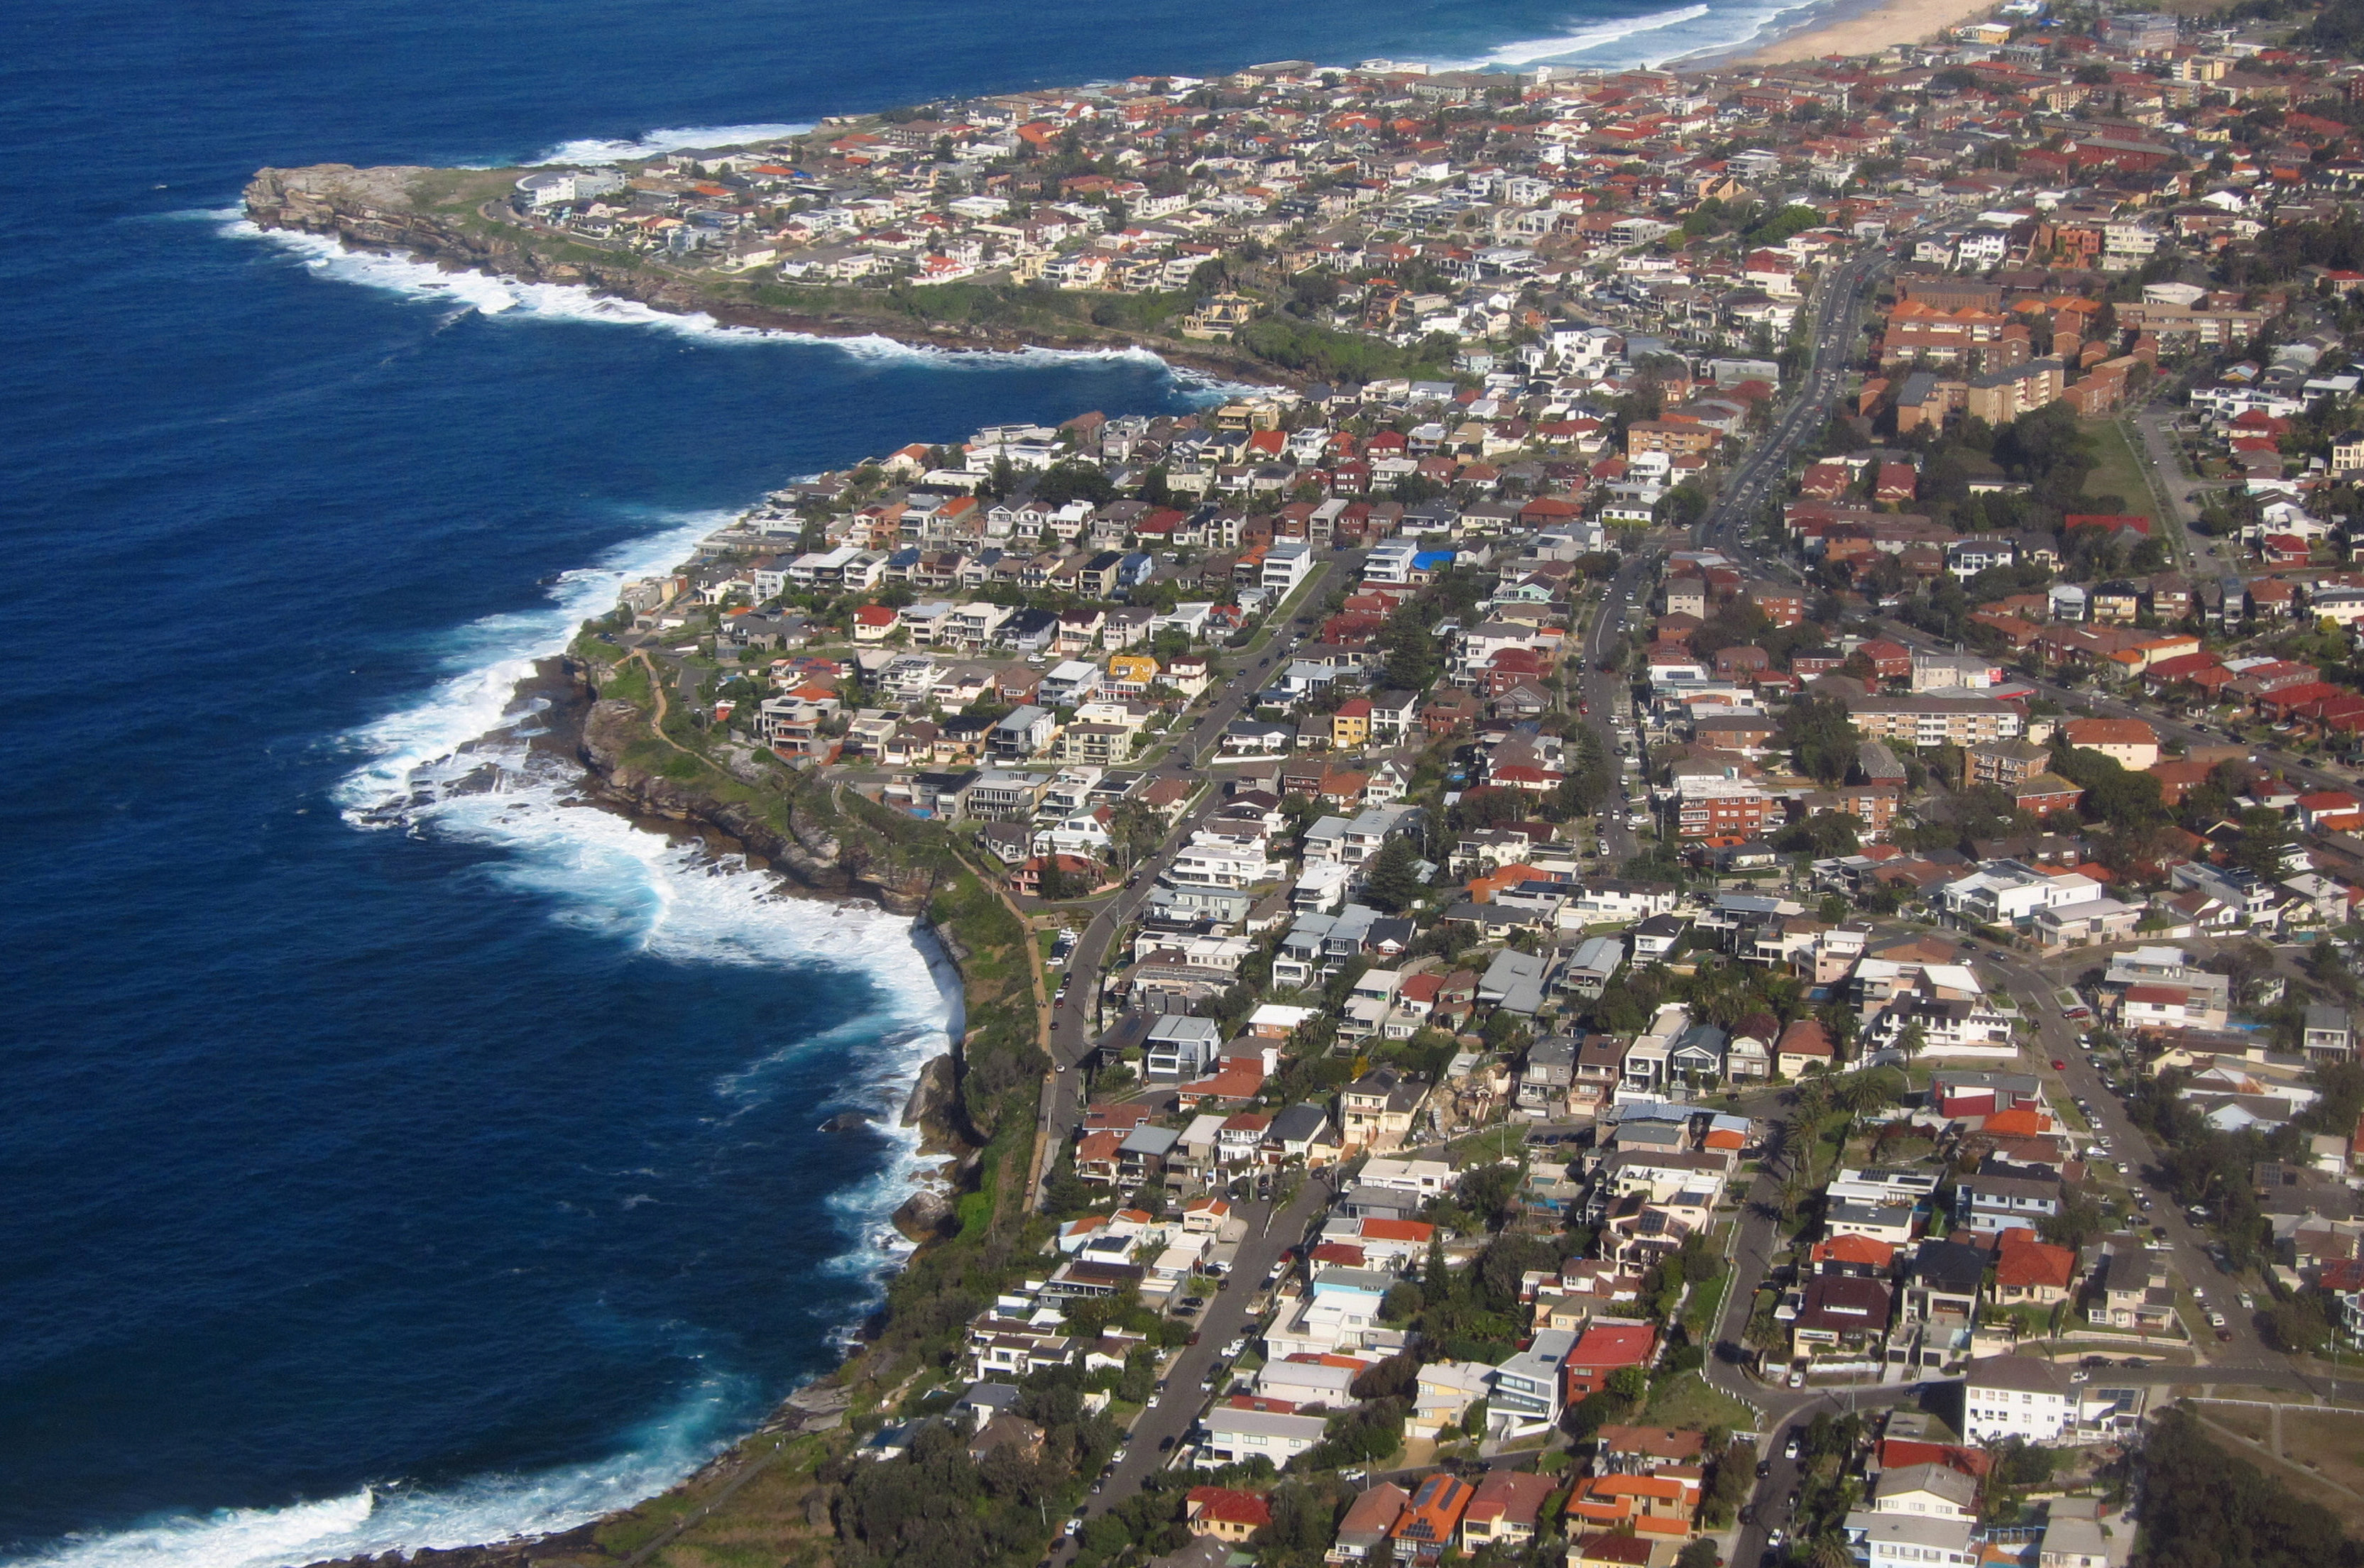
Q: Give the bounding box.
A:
[1731,0,1998,64]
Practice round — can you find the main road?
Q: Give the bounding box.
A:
[1575,542,1668,862]
[1701,239,1898,570]
[1033,549,1367,1200]
[1051,1171,1340,1555]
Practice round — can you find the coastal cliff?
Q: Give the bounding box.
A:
[241,164,1285,383]
[291,648,1054,1568]
[509,654,939,916]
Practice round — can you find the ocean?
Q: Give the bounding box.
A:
[0,0,1809,1564]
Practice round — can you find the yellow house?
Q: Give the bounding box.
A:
[1106,652,1160,687]
[1332,697,1372,750]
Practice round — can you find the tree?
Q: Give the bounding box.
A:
[1675,1541,1722,1568]
[1776,695,1863,784]
[2264,1295,2333,1355]
[1606,1364,1648,1403]
[1362,835,1425,914]
[1379,604,1442,692]
[2133,1407,2363,1568]
[1776,811,1862,857]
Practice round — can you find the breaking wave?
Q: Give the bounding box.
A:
[530,123,819,165]
[217,219,1263,393]
[46,500,967,1568]
[1419,0,1821,69]
[8,1385,748,1568]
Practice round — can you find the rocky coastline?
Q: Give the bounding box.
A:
[240,165,1288,387]
[289,655,986,1568]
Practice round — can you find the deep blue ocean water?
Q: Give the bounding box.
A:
[0,1,1803,1564]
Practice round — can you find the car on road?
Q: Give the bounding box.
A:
[2239,1291,2256,1310]
[2051,1058,2067,1070]
[1783,1435,1801,1459]
[1765,1530,1785,1552]
[1756,1459,1772,1479]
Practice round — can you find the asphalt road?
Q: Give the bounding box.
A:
[1034,549,1367,1195]
[1051,1170,1340,1551]
[1701,241,1897,567]
[1577,543,1667,861]
[1972,944,2292,1374]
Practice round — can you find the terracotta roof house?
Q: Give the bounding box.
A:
[1776,1018,1837,1076]
[1458,1471,1556,1552]
[1391,1474,1476,1562]
[1563,1322,1657,1400]
[1328,1482,1410,1563]
[1185,1487,1271,1542]
[1992,1229,2078,1305]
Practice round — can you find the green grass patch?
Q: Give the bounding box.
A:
[2081,417,2156,525]
[1641,1369,1756,1434]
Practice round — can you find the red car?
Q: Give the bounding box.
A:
[2051,1059,2067,1070]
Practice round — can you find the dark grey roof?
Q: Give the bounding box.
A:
[1911,1239,1988,1294]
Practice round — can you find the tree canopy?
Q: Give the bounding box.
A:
[1778,694,1862,784]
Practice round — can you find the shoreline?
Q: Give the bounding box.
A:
[263,655,979,1568]
[1699,0,1996,65]
[236,170,1297,391]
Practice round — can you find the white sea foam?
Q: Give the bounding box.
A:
[147,496,960,1568]
[1462,4,1712,65]
[11,1383,747,1568]
[529,123,819,166]
[219,219,1264,392]
[331,512,723,816]
[1417,0,1814,70]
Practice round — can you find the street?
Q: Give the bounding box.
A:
[1052,1171,1339,1550]
[1036,550,1367,1195]
[1974,943,2295,1376]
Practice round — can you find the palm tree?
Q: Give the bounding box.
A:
[1809,1533,1854,1568]
[1896,1019,1928,1063]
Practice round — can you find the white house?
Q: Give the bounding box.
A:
[1846,1514,1977,1568]
[1868,1463,1978,1521]
[1198,1405,1328,1467]
[1961,1354,2073,1443]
